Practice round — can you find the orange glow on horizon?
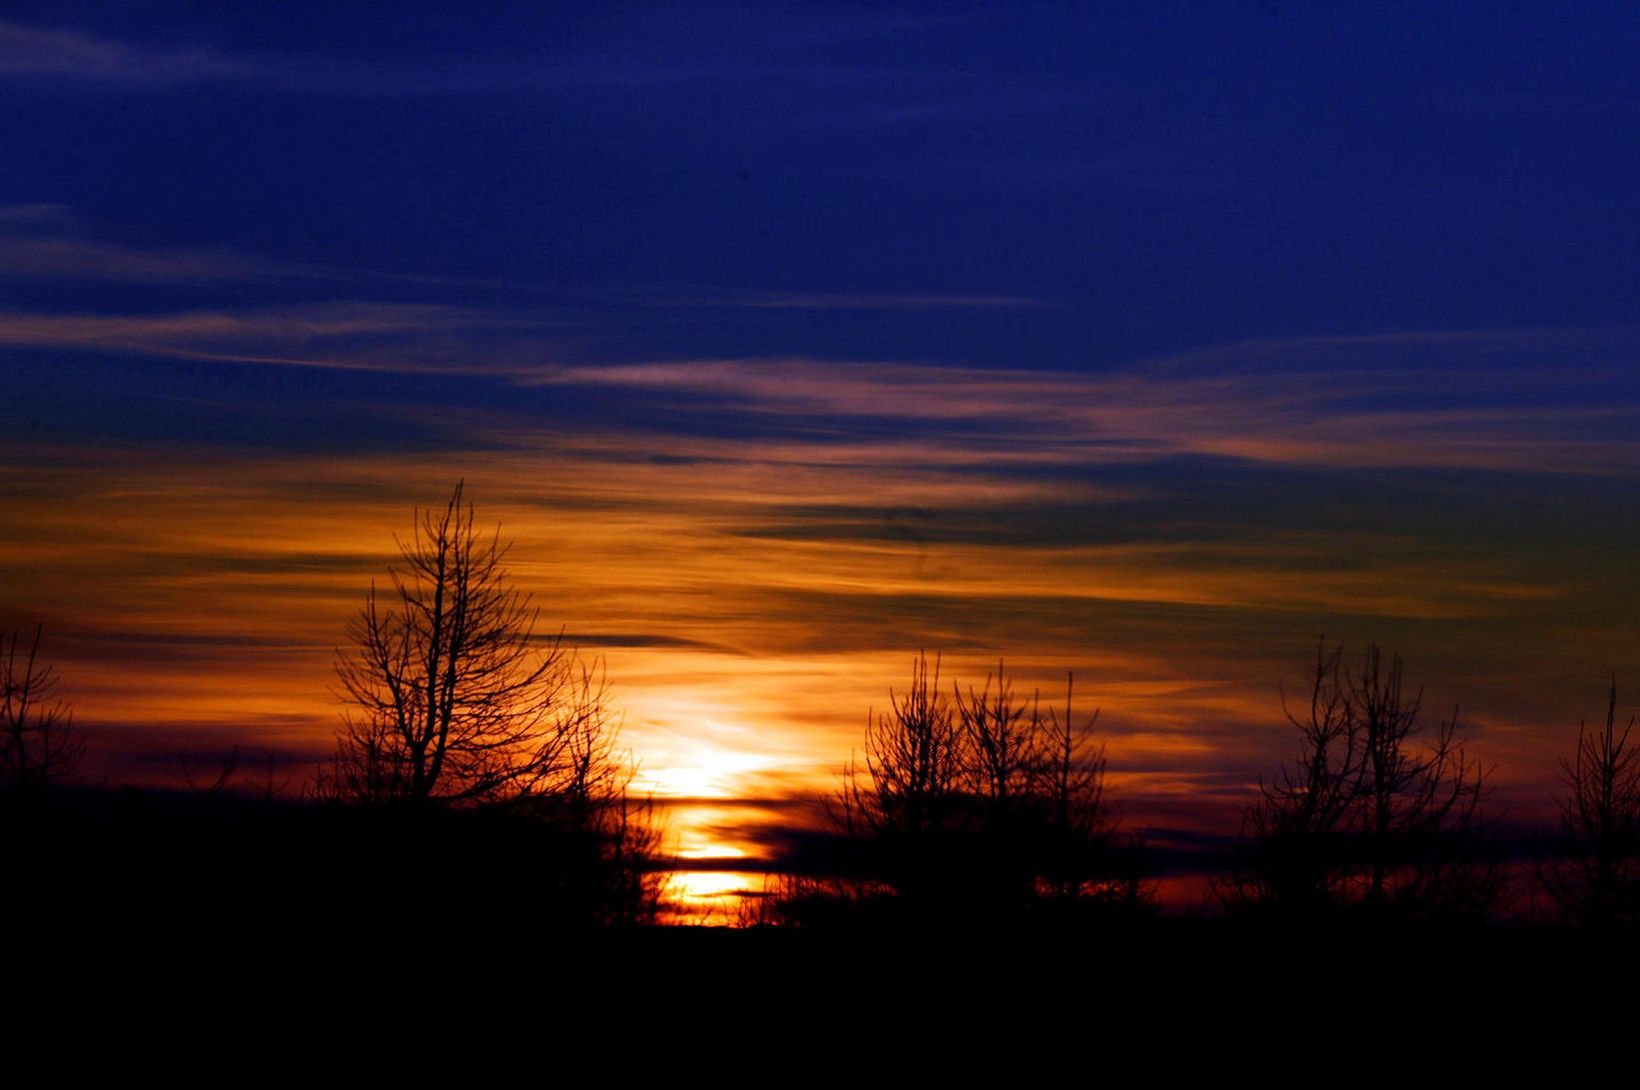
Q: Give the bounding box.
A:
[1,391,1628,920]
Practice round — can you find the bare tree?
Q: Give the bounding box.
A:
[320,483,666,926]
[1350,644,1491,911]
[831,654,1136,919]
[1038,672,1115,901]
[0,626,82,801]
[957,659,1041,809]
[954,660,1050,907]
[1541,678,1640,932]
[839,652,965,841]
[326,482,616,807]
[955,663,1125,906]
[1221,640,1496,918]
[835,652,968,905]
[1219,640,1360,913]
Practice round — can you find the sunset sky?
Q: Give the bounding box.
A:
[5,4,1640,915]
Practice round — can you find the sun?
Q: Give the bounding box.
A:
[632,738,778,799]
[660,871,763,926]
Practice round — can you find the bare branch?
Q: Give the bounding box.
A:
[0,626,82,800]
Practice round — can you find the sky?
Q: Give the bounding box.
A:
[5,2,1640,916]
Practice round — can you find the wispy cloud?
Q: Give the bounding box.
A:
[0,225,301,285]
[538,333,1640,475]
[0,302,554,373]
[0,203,73,226]
[0,14,956,96]
[0,18,700,93]
[9,298,1635,476]
[0,203,347,287]
[0,20,246,84]
[0,205,581,291]
[662,290,1053,311]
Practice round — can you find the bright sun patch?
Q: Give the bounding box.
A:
[660,870,761,926]
[631,741,778,799]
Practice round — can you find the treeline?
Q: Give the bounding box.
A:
[4,483,1640,944]
[790,652,1149,928]
[7,626,1640,941]
[751,640,1640,942]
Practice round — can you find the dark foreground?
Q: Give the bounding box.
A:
[6,785,1637,1048]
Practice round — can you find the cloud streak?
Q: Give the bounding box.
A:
[0,20,247,85]
[0,204,306,283]
[537,335,1640,475]
[0,233,300,285]
[661,291,1053,311]
[10,297,1637,479]
[0,13,957,96]
[0,302,555,373]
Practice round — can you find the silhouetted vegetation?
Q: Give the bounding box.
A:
[0,626,81,806]
[318,482,664,924]
[834,651,967,911]
[823,653,1147,927]
[1219,640,1502,924]
[326,481,617,807]
[1540,679,1640,935]
[16,515,1640,958]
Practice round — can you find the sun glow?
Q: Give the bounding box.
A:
[631,736,780,799]
[676,831,748,862]
[660,870,763,926]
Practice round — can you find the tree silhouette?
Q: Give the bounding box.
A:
[1349,644,1494,915]
[320,482,664,926]
[1221,640,1496,920]
[1037,673,1115,902]
[327,481,612,807]
[953,662,1125,909]
[835,651,968,908]
[955,660,1045,907]
[1218,640,1359,912]
[1540,678,1640,933]
[958,660,1041,808]
[831,653,1132,921]
[0,626,82,803]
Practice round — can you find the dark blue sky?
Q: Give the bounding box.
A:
[6,3,1640,377]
